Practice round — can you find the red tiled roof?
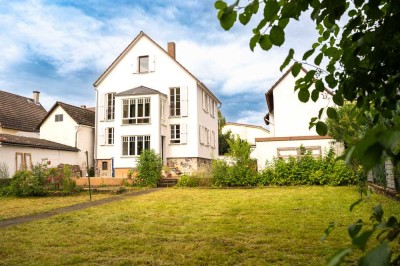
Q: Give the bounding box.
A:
[0,90,47,132]
[0,133,79,152]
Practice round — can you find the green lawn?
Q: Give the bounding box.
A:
[0,186,399,265]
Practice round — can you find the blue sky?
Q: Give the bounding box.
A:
[0,0,316,127]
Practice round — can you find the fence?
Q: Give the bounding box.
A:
[368,160,399,192]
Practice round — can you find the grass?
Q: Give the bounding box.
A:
[0,187,144,220]
[0,186,399,265]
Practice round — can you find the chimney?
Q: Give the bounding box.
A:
[80,105,86,109]
[168,42,176,59]
[33,91,40,104]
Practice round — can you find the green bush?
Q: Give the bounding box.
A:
[136,149,162,187]
[10,170,47,197]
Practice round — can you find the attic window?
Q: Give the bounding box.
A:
[138,56,149,73]
[55,114,63,122]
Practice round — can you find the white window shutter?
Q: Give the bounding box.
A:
[98,105,104,121]
[99,130,105,145]
[199,125,203,144]
[180,124,187,144]
[202,91,206,111]
[149,54,156,72]
[181,85,188,117]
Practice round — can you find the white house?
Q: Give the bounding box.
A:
[255,65,343,171]
[38,102,95,176]
[93,31,220,178]
[0,134,79,176]
[222,122,270,158]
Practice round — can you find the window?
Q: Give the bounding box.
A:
[170,87,181,116]
[122,98,150,124]
[106,128,114,145]
[55,114,63,122]
[122,136,150,156]
[105,93,115,120]
[138,56,149,73]
[102,161,108,170]
[171,124,181,144]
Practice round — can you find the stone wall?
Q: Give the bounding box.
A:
[167,157,212,175]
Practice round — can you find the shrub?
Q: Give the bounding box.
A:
[10,170,47,197]
[136,149,162,187]
[0,162,10,180]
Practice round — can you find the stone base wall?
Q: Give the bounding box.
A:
[166,157,212,175]
[95,159,112,177]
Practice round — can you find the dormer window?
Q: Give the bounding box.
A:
[55,114,63,122]
[138,56,149,73]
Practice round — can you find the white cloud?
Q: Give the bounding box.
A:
[236,110,267,128]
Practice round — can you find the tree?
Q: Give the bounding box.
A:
[218,110,232,155]
[215,0,400,170]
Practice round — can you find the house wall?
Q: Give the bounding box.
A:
[271,71,333,137]
[222,123,270,145]
[0,145,78,177]
[255,138,342,171]
[0,127,39,138]
[40,106,95,173]
[95,34,219,174]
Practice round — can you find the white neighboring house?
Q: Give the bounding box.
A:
[93,31,220,178]
[222,122,270,158]
[255,65,343,171]
[38,102,95,175]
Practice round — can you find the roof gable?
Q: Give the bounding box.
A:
[39,102,95,128]
[93,31,220,104]
[0,90,47,132]
[116,86,164,97]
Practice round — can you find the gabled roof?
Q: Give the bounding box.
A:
[38,102,95,128]
[93,31,221,104]
[225,122,270,133]
[263,64,334,125]
[116,86,165,97]
[0,90,47,132]
[0,133,79,152]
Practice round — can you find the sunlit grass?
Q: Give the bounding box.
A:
[0,186,399,265]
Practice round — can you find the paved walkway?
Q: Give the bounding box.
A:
[0,188,164,229]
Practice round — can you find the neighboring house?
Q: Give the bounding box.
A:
[0,133,79,176]
[255,65,343,171]
[222,122,270,158]
[0,90,47,138]
[38,102,95,175]
[93,31,221,178]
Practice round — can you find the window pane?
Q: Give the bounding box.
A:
[129,138,135,156]
[137,136,144,155]
[139,56,149,72]
[122,140,128,155]
[130,101,136,118]
[138,102,143,117]
[145,102,150,116]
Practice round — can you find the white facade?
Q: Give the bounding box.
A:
[256,66,340,171]
[94,32,220,177]
[40,105,95,173]
[0,145,78,176]
[222,122,270,145]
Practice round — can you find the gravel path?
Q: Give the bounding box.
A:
[0,188,164,229]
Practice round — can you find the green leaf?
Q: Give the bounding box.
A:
[278,18,290,29]
[325,74,337,88]
[318,108,324,119]
[298,88,310,103]
[347,219,363,239]
[219,10,238,30]
[239,12,252,25]
[250,33,260,51]
[326,107,338,120]
[372,204,383,223]
[359,243,390,266]
[291,62,302,77]
[280,49,294,71]
[327,248,352,266]
[352,230,373,250]
[315,79,325,92]
[348,9,357,17]
[311,89,319,102]
[215,0,227,9]
[333,93,344,106]
[303,49,315,60]
[314,52,323,65]
[264,0,280,21]
[259,34,273,51]
[270,25,285,46]
[316,121,328,135]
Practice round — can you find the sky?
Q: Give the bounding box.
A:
[0,0,317,127]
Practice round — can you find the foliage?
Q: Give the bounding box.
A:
[218,130,232,155]
[215,0,400,170]
[10,170,47,197]
[326,103,369,149]
[0,162,10,180]
[256,149,358,186]
[218,109,226,133]
[326,202,400,266]
[136,149,163,187]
